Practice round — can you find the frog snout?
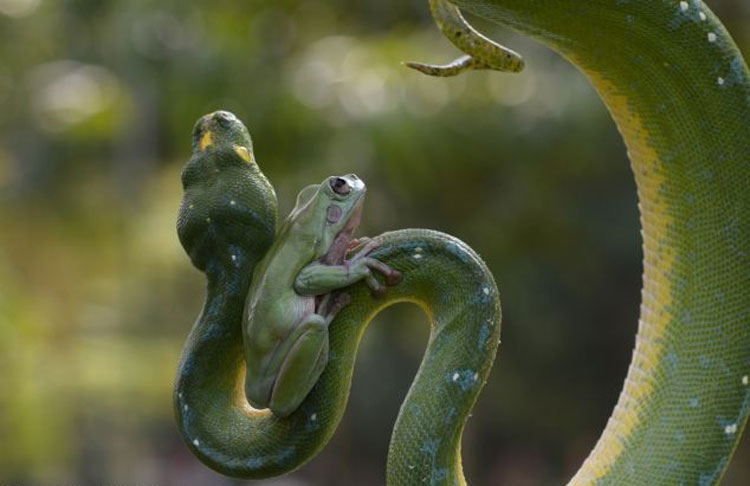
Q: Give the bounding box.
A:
[347,174,365,192]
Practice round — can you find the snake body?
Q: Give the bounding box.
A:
[175,1,750,484]
[175,112,502,481]
[445,1,750,483]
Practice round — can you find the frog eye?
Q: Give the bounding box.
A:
[330,177,350,195]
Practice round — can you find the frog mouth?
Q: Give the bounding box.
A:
[321,196,364,265]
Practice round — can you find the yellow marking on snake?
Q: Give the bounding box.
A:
[235,366,273,418]
[233,145,253,163]
[569,75,676,484]
[199,130,214,151]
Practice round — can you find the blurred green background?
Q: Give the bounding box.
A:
[1,0,748,484]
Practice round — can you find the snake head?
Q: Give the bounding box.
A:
[178,111,277,275]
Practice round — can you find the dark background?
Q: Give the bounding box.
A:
[1,0,748,484]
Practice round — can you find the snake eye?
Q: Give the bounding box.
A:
[330,177,350,195]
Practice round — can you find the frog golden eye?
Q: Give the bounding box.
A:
[330,177,350,195]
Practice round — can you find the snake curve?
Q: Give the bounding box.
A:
[174,1,750,484]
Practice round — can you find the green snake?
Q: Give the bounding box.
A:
[174,0,750,484]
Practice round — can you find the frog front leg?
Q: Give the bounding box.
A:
[295,250,402,297]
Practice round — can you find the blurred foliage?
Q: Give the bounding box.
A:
[1,0,749,484]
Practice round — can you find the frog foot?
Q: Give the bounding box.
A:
[349,238,381,259]
[383,267,403,287]
[346,237,373,255]
[322,292,352,324]
[360,258,402,297]
[340,237,402,297]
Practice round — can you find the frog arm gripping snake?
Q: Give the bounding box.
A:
[174,0,750,484]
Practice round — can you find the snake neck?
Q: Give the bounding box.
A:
[175,257,313,479]
[174,262,253,447]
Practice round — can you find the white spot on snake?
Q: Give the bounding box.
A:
[699,12,707,21]
[193,439,200,447]
[707,32,717,43]
[231,254,237,262]
[689,397,700,408]
[206,217,212,223]
[178,392,183,399]
[679,1,688,11]
[310,413,317,421]
[408,465,415,470]
[184,404,188,412]
[473,372,479,381]
[230,200,236,206]
[413,253,423,260]
[718,77,725,86]
[188,204,194,210]
[724,423,737,435]
[452,372,459,382]
[415,247,423,253]
[743,375,748,386]
[482,287,490,295]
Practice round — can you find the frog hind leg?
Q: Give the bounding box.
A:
[268,314,330,417]
[317,291,352,319]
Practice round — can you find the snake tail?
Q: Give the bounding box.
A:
[405,0,524,77]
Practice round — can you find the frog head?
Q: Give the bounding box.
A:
[288,174,366,263]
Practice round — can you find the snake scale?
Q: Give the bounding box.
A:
[174,0,750,484]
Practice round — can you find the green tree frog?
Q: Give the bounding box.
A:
[242,174,401,417]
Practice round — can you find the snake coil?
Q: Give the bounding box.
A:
[175,1,750,484]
